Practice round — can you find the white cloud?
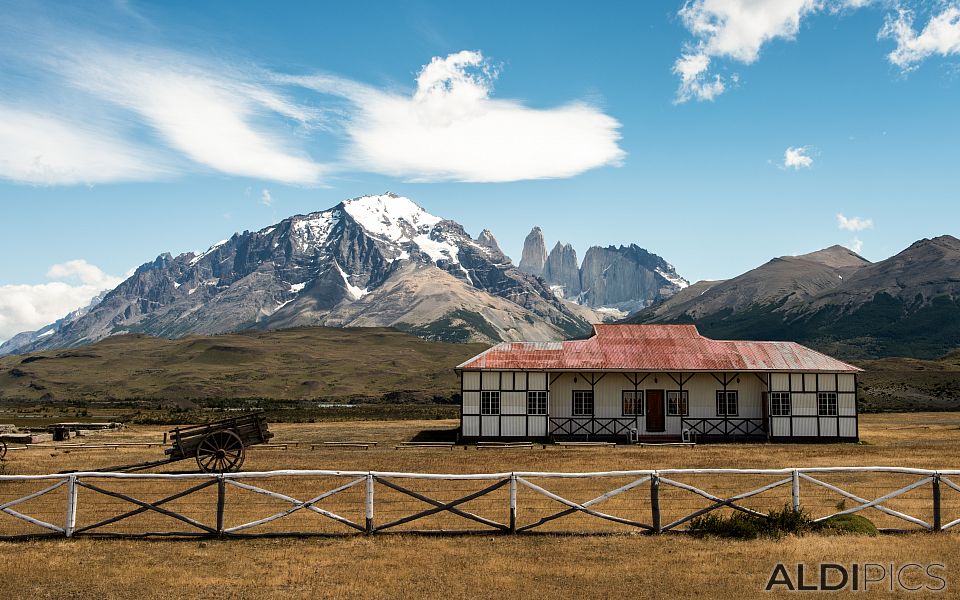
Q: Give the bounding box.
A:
[673,1,960,101]
[674,0,820,102]
[0,106,166,185]
[848,237,864,253]
[260,189,273,206]
[784,146,814,169]
[837,213,874,231]
[0,260,123,342]
[3,10,621,186]
[880,5,960,70]
[61,50,327,185]
[673,53,726,102]
[288,50,625,183]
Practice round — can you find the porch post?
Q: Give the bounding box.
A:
[590,373,596,439]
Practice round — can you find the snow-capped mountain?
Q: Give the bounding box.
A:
[9,193,594,353]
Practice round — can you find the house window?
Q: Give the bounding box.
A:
[770,392,791,416]
[573,390,594,416]
[716,390,738,416]
[817,392,838,416]
[622,390,643,415]
[480,391,500,415]
[667,390,689,416]
[527,391,548,415]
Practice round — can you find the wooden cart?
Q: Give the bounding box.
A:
[84,412,273,473]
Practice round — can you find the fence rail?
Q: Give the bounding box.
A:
[1,467,959,539]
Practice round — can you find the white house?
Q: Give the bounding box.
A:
[455,324,861,443]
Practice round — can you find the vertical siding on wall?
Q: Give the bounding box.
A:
[819,418,838,437]
[502,392,526,415]
[791,374,804,391]
[839,418,857,437]
[549,373,591,419]
[595,373,630,418]
[528,415,547,437]
[838,374,856,393]
[817,374,837,392]
[462,416,479,436]
[793,416,818,436]
[481,416,499,436]
[838,394,856,416]
[463,372,480,390]
[803,374,817,392]
[501,416,527,437]
[463,392,480,413]
[793,394,817,416]
[529,372,547,390]
[481,372,500,390]
[771,417,791,437]
[515,372,528,391]
[771,373,789,391]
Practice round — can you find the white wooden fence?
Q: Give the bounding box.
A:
[1,467,958,539]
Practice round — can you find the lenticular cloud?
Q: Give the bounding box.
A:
[292,51,625,183]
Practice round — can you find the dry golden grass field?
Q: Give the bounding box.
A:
[2,412,960,599]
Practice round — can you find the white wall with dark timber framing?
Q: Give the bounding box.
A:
[460,369,859,442]
[768,372,858,440]
[460,370,548,438]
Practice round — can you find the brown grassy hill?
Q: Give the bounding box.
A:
[857,350,960,411]
[0,327,485,403]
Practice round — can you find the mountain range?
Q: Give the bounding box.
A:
[517,226,689,314]
[4,192,958,362]
[2,193,611,354]
[629,236,960,359]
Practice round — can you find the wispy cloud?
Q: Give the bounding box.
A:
[673,0,960,102]
[0,9,623,187]
[784,146,814,169]
[848,237,865,253]
[0,106,166,185]
[54,47,329,185]
[287,50,625,183]
[837,213,874,231]
[260,189,273,206]
[0,260,124,342]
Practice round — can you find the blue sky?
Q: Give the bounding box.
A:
[1,0,959,341]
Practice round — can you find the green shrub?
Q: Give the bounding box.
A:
[689,512,762,539]
[687,506,879,540]
[815,514,879,536]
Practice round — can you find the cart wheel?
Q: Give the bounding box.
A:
[0,440,6,461]
[195,430,245,473]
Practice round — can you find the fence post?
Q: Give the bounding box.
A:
[509,473,517,534]
[365,473,375,534]
[64,475,78,538]
[932,474,942,533]
[650,473,661,534]
[216,474,226,537]
[792,469,801,513]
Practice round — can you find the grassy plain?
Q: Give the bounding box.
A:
[0,327,485,404]
[1,413,960,598]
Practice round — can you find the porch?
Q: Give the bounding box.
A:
[548,416,769,442]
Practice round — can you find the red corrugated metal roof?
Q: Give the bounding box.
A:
[456,324,861,372]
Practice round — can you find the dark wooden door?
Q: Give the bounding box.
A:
[646,390,665,433]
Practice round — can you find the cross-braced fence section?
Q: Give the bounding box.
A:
[1,468,958,539]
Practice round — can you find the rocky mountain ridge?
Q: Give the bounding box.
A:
[518,226,690,314]
[4,194,596,354]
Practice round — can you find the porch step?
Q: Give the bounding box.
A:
[555,441,617,448]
